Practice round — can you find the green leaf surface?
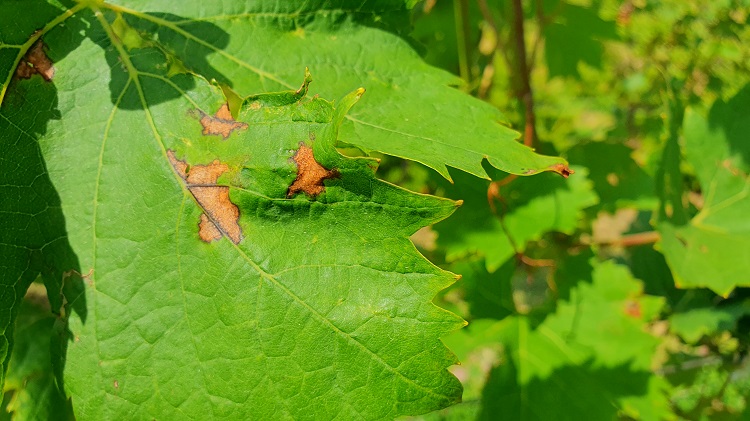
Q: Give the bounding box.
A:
[669,301,750,344]
[2,286,73,421]
[567,142,657,213]
[433,166,597,272]
[107,0,569,180]
[655,97,689,225]
[1,5,469,418]
[658,86,750,295]
[543,4,617,79]
[470,261,670,420]
[0,0,88,390]
[449,257,515,321]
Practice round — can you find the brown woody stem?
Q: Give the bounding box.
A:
[510,0,537,147]
[586,231,662,247]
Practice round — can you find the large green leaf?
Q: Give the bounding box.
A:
[0,5,471,418]
[658,86,750,296]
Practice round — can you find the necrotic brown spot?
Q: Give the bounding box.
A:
[168,150,242,244]
[287,144,339,197]
[198,213,222,242]
[550,163,574,178]
[15,40,55,81]
[198,103,248,139]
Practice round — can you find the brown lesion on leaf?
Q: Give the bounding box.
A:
[549,163,574,178]
[198,213,222,242]
[197,103,248,139]
[287,144,339,197]
[722,158,748,179]
[15,39,55,81]
[524,164,574,178]
[167,150,242,244]
[624,300,642,318]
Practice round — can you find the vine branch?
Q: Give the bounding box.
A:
[510,0,537,147]
[583,231,662,248]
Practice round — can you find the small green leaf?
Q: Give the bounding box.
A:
[567,142,657,212]
[2,286,73,421]
[470,261,670,420]
[544,5,617,79]
[659,86,750,295]
[434,166,597,272]
[669,302,750,344]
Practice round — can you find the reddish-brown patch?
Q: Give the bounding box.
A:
[15,40,55,81]
[550,163,574,178]
[168,150,242,244]
[624,300,642,318]
[198,213,222,242]
[617,1,635,26]
[722,159,747,178]
[198,103,248,139]
[287,144,339,197]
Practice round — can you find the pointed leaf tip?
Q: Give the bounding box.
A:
[548,163,574,178]
[523,162,575,178]
[297,68,313,95]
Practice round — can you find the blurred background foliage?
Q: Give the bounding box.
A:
[394,0,750,419]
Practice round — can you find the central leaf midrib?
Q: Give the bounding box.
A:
[93,9,219,414]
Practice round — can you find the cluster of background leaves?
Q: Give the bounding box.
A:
[400,0,750,419]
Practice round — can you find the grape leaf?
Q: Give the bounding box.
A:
[467,261,670,420]
[433,166,597,272]
[1,7,467,419]
[2,286,73,421]
[448,257,515,321]
[107,0,570,180]
[567,142,657,213]
[544,4,617,79]
[669,301,750,344]
[658,86,750,296]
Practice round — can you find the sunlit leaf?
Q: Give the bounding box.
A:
[468,261,670,420]
[659,86,750,296]
[0,3,478,416]
[434,166,597,272]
